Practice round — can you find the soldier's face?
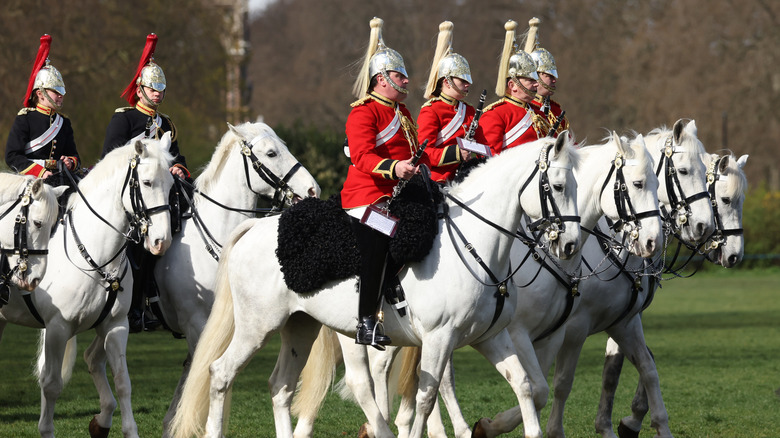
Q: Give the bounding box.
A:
[37,89,63,109]
[537,72,557,97]
[138,86,164,106]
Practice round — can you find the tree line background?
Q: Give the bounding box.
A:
[1,0,778,264]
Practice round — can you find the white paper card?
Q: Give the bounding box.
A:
[457,137,492,157]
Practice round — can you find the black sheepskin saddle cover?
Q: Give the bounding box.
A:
[276,174,442,293]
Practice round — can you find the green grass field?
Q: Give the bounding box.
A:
[1,269,778,437]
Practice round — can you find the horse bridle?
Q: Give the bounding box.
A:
[238,134,303,212]
[0,181,49,301]
[703,155,743,252]
[655,136,710,231]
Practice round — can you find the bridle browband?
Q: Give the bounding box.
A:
[0,181,50,305]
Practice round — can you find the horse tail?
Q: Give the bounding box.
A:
[397,346,421,400]
[170,221,251,438]
[34,331,77,385]
[291,326,340,420]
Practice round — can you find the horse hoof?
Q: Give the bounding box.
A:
[357,422,373,438]
[617,420,640,438]
[89,416,110,438]
[471,418,490,438]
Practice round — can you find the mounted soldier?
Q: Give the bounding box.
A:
[5,35,82,185]
[102,33,191,333]
[525,17,571,138]
[417,21,484,183]
[476,20,551,155]
[342,17,426,349]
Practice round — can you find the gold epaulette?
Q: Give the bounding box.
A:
[482,98,506,113]
[161,113,178,142]
[350,95,373,108]
[17,107,35,115]
[421,97,440,108]
[114,107,134,113]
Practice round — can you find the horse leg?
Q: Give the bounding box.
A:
[338,336,396,438]
[37,326,69,438]
[84,335,117,437]
[431,354,470,438]
[268,314,321,438]
[545,327,588,438]
[594,337,624,438]
[162,352,192,438]
[101,322,140,438]
[469,329,542,438]
[367,344,401,420]
[608,316,672,438]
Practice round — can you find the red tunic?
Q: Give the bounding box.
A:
[417,94,475,182]
[476,96,549,155]
[530,96,570,138]
[341,92,423,209]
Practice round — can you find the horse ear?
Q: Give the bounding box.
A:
[718,155,730,173]
[52,185,69,198]
[227,123,240,137]
[634,133,646,150]
[737,154,749,169]
[672,119,686,143]
[612,131,626,155]
[553,130,570,155]
[134,140,145,156]
[161,131,172,151]
[31,178,43,197]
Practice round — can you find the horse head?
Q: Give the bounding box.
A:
[648,119,715,244]
[226,122,320,206]
[704,153,748,268]
[128,134,175,255]
[521,132,581,259]
[606,132,663,258]
[0,177,63,291]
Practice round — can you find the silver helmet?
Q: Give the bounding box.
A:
[137,60,167,92]
[496,20,539,97]
[508,51,539,81]
[353,17,408,98]
[425,21,472,99]
[531,48,558,78]
[34,61,66,96]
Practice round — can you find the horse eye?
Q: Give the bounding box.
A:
[143,180,152,187]
[266,150,277,158]
[34,220,43,229]
[721,197,731,205]
[553,184,564,192]
[677,168,689,175]
[633,181,644,189]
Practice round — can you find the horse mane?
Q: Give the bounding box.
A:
[0,173,30,204]
[196,121,280,195]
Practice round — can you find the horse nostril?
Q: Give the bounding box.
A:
[565,242,576,256]
[727,254,738,267]
[308,187,318,198]
[646,239,655,253]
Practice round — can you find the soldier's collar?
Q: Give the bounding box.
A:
[136,101,158,117]
[504,95,530,109]
[35,104,54,116]
[438,93,458,106]
[369,92,397,108]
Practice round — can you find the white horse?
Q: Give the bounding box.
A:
[291,131,665,438]
[594,152,748,438]
[150,121,320,434]
[170,133,582,438]
[517,119,717,438]
[0,136,174,438]
[0,175,62,295]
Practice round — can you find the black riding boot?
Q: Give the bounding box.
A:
[351,219,392,350]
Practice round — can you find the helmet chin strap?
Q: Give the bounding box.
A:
[381,69,408,94]
[140,86,164,108]
[444,76,469,98]
[39,89,62,110]
[511,77,536,99]
[538,77,557,92]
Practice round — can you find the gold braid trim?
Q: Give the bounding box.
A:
[399,109,419,157]
[483,98,507,113]
[350,95,373,108]
[532,113,552,138]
